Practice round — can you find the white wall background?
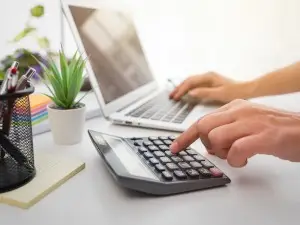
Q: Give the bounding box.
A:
[1,0,300,83]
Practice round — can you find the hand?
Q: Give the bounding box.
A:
[170,99,300,167]
[169,72,250,104]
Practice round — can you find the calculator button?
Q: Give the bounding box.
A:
[158,145,169,151]
[174,170,187,179]
[148,145,159,152]
[201,160,214,168]
[163,140,173,146]
[168,136,176,141]
[194,155,205,161]
[171,156,183,163]
[162,171,173,181]
[143,152,153,159]
[158,136,169,141]
[160,157,172,164]
[186,149,198,155]
[183,156,195,162]
[210,168,223,177]
[134,142,141,146]
[166,163,179,170]
[165,151,173,156]
[154,140,164,146]
[186,169,200,178]
[198,168,211,177]
[138,147,148,153]
[149,158,159,165]
[178,162,191,169]
[154,151,165,157]
[143,141,153,146]
[155,164,165,172]
[178,151,187,156]
[190,161,203,168]
[149,136,158,141]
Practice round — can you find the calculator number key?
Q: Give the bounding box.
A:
[194,155,205,161]
[186,169,200,179]
[174,170,187,179]
[148,145,159,152]
[149,158,159,165]
[201,160,214,168]
[166,163,179,171]
[190,161,202,168]
[178,162,191,169]
[155,164,165,172]
[154,151,165,157]
[159,157,172,164]
[143,152,153,159]
[182,156,195,162]
[163,140,173,146]
[158,145,169,151]
[198,168,211,177]
[138,147,147,153]
[162,171,173,181]
[143,141,153,146]
[186,149,198,155]
[171,156,183,163]
[154,140,164,146]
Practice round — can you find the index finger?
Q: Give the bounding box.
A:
[170,120,201,153]
[170,102,237,153]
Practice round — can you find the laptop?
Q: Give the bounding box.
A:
[62,1,217,132]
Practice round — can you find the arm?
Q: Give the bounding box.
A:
[243,61,300,98]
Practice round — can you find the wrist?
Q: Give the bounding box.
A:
[234,81,260,100]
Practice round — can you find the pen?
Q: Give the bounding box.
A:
[7,67,19,93]
[0,61,19,95]
[16,67,36,91]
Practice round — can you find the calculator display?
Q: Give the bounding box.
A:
[101,134,159,181]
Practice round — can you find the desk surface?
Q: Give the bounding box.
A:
[1,93,300,225]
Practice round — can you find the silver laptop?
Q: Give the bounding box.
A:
[62,1,217,132]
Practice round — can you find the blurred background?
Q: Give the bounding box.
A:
[1,0,300,84]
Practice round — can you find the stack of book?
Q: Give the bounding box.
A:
[29,94,52,135]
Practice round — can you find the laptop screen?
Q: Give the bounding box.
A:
[68,5,155,104]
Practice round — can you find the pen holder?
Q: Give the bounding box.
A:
[0,81,36,193]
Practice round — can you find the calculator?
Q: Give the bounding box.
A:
[88,130,231,195]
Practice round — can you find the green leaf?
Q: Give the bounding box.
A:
[13,27,36,42]
[38,37,50,49]
[31,5,44,17]
[0,70,5,80]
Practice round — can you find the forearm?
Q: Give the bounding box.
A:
[241,61,300,99]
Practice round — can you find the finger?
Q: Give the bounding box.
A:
[227,134,262,167]
[188,87,219,101]
[170,110,235,153]
[213,148,228,159]
[208,121,253,151]
[173,75,211,100]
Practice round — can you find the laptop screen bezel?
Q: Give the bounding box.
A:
[61,0,158,117]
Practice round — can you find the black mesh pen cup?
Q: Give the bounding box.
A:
[0,81,36,193]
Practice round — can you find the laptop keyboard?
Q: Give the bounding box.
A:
[126,92,194,124]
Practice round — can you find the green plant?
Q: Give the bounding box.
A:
[12,5,54,56]
[34,48,88,109]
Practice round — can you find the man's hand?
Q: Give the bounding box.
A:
[170,99,300,167]
[169,72,252,104]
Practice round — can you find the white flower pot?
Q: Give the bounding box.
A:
[47,103,86,145]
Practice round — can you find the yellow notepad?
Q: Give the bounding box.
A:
[0,152,85,209]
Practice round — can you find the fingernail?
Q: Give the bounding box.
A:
[170,141,179,153]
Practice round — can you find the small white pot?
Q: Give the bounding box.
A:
[47,103,86,145]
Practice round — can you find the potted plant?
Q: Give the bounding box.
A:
[35,48,87,145]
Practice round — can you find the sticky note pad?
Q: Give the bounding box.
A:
[0,152,85,209]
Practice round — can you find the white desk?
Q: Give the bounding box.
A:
[1,93,300,225]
